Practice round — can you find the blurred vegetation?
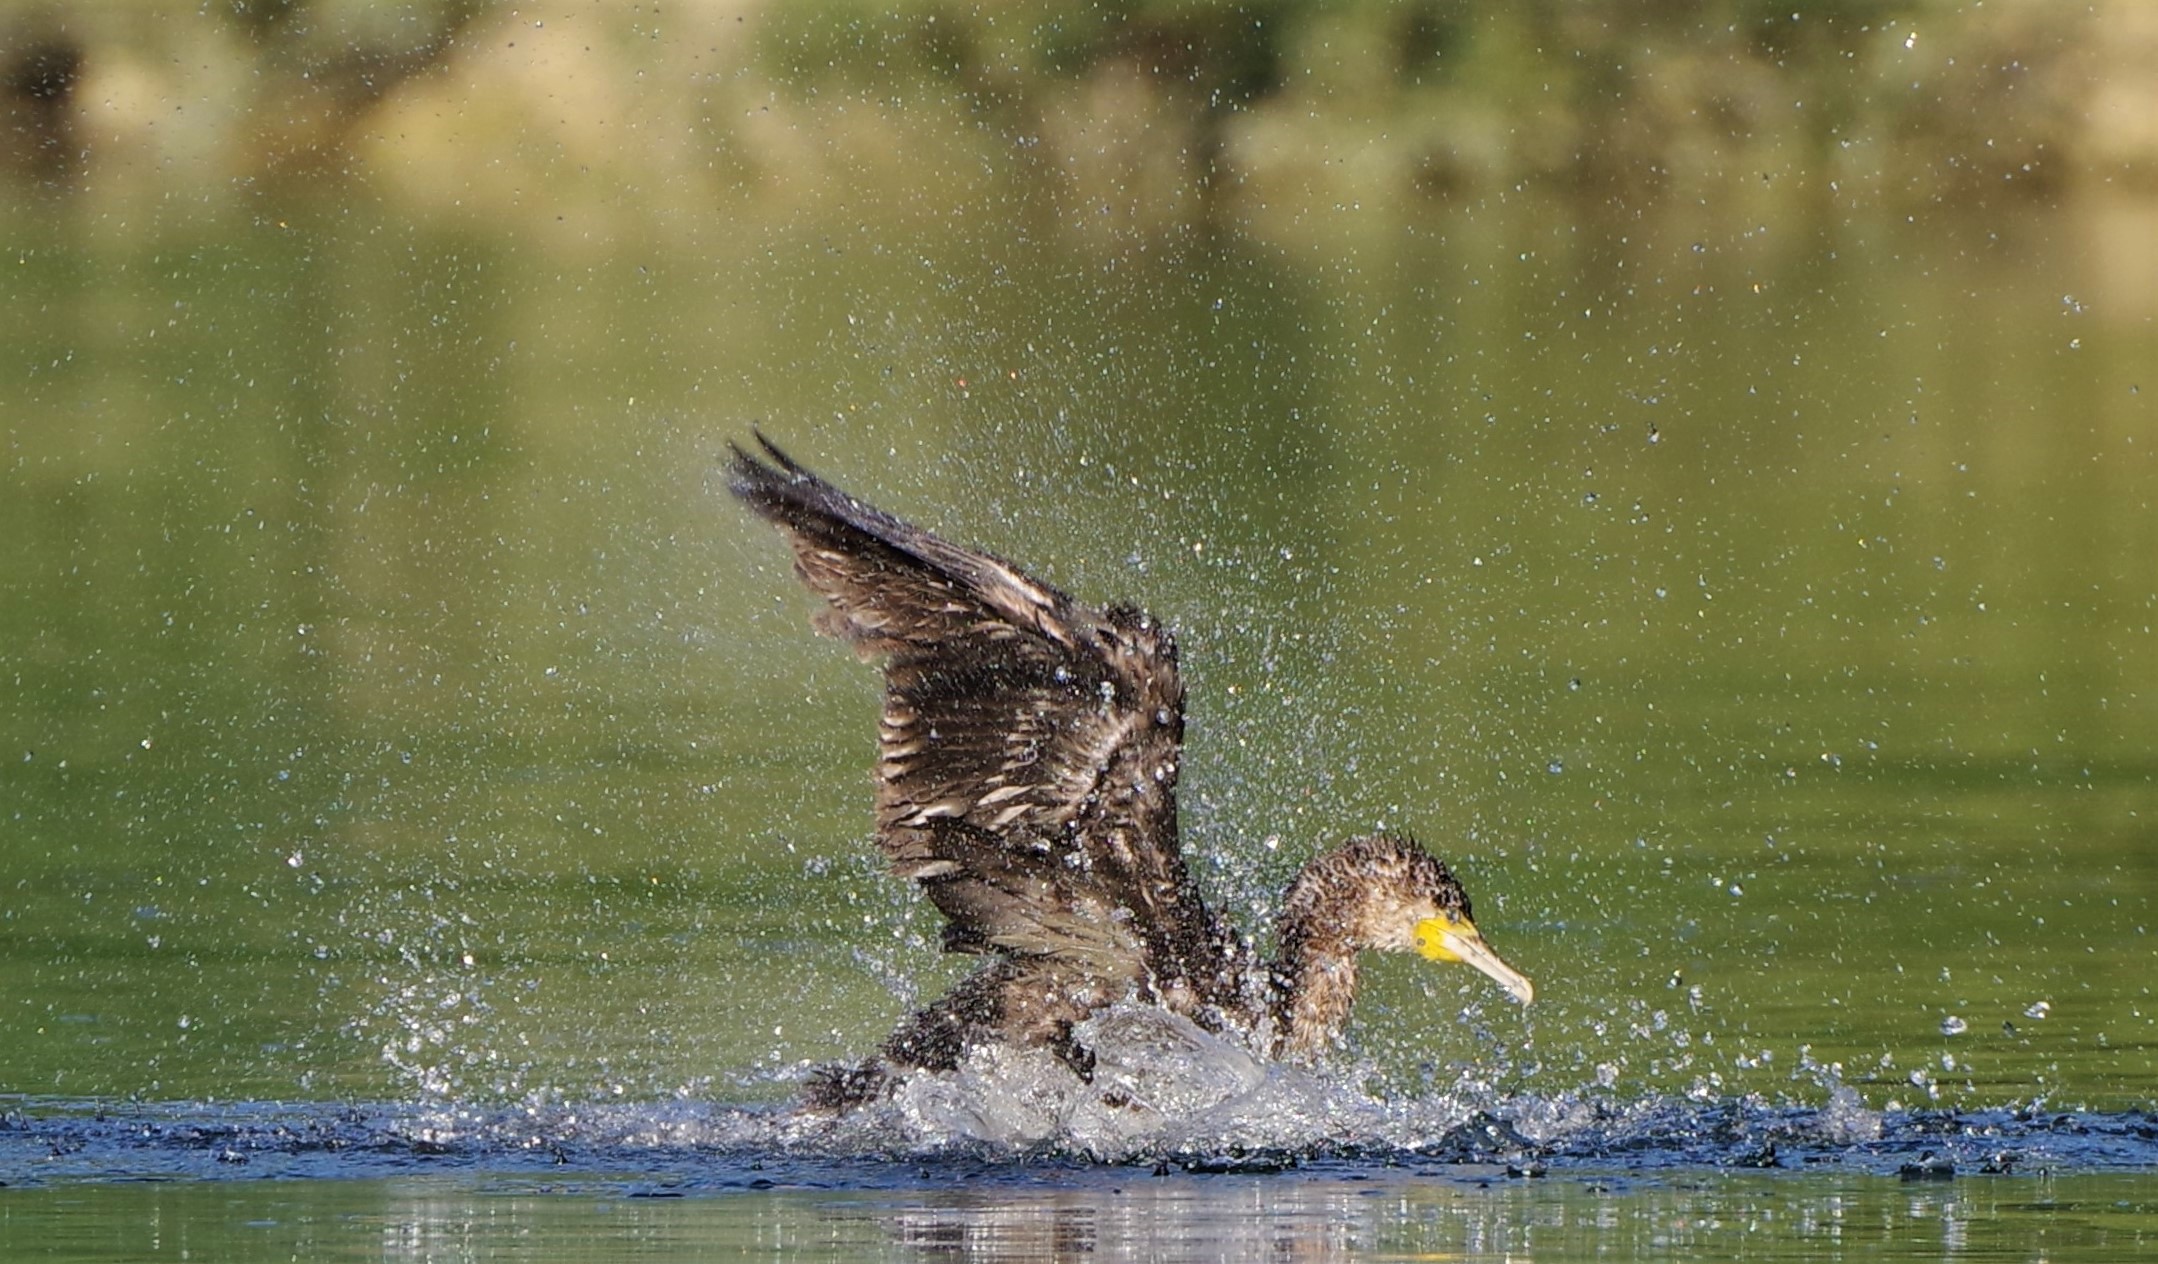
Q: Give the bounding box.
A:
[0,0,2148,245]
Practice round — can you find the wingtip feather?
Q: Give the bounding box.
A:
[752,427,807,474]
[725,430,813,510]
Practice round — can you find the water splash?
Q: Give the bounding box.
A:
[9,1088,2155,1189]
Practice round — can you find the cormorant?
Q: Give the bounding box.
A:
[728,435,1531,1109]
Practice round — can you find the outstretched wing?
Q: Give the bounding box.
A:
[728,435,1234,999]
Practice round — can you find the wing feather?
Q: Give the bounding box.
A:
[728,435,1237,999]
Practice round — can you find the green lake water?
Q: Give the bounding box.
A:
[7,186,2153,1115]
[3,3,2156,1256]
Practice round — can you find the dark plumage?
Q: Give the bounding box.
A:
[727,435,1531,1109]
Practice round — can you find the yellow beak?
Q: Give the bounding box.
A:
[1414,915,1534,1005]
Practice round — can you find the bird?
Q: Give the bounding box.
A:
[727,434,1532,1110]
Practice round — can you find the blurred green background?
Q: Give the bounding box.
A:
[1,1,2153,1111]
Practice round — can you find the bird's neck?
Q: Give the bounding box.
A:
[1265,856,1364,1060]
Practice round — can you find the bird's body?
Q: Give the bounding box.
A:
[727,437,1530,1110]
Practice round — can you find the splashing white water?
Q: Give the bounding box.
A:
[775,1005,1497,1161]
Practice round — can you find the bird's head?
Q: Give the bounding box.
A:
[1331,834,1535,1006]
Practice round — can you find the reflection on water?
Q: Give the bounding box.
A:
[3,1140,2156,1264]
[823,1173,2158,1264]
